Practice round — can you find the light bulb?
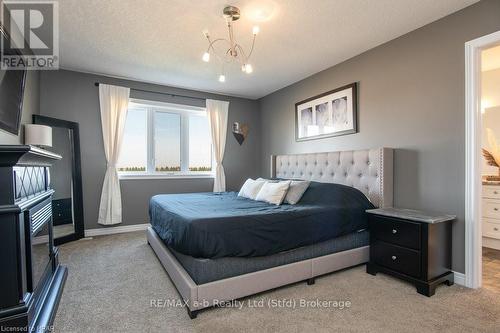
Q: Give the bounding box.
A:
[252,26,260,35]
[218,74,226,83]
[202,52,210,62]
[244,64,253,74]
[241,64,246,72]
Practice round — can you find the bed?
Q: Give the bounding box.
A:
[147,148,393,318]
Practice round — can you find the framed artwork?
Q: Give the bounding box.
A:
[295,83,357,141]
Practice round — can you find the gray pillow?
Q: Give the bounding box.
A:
[284,180,310,204]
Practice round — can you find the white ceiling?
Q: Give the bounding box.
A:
[482,45,500,72]
[59,0,478,99]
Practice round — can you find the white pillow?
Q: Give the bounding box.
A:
[238,179,267,200]
[255,181,291,205]
[284,180,311,205]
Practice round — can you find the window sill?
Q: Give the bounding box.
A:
[118,173,215,180]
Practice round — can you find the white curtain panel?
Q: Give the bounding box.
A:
[206,99,229,192]
[97,84,130,225]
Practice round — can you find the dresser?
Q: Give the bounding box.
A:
[482,184,500,249]
[366,208,455,297]
[0,145,67,332]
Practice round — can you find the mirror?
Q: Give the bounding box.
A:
[33,115,84,245]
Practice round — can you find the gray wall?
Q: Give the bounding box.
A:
[258,0,500,273]
[0,71,40,144]
[40,70,260,229]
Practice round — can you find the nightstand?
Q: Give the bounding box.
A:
[366,208,455,297]
[482,184,500,248]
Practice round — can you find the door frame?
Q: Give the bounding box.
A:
[464,30,500,289]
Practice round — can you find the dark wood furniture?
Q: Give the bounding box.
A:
[0,145,67,332]
[366,208,454,297]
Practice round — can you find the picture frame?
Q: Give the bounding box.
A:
[295,82,357,141]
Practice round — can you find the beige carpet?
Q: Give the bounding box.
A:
[54,231,500,333]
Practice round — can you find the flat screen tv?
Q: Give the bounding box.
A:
[0,27,27,135]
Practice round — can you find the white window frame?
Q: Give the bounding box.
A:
[118,99,215,180]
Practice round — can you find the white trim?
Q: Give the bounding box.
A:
[130,98,206,113]
[453,271,466,286]
[84,223,149,237]
[180,112,189,172]
[464,30,500,289]
[147,106,155,173]
[118,173,214,180]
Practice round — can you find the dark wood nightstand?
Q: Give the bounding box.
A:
[366,208,455,297]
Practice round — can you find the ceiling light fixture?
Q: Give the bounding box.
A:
[202,5,259,82]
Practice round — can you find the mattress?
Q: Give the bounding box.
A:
[149,181,374,258]
[170,229,369,284]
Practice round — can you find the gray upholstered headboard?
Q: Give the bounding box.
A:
[270,148,393,208]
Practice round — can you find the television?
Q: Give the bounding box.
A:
[0,27,27,135]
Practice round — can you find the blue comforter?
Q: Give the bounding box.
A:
[149,182,374,258]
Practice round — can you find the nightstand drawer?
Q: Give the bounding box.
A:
[483,219,500,239]
[372,241,421,278]
[483,199,500,219]
[369,216,421,250]
[483,186,500,200]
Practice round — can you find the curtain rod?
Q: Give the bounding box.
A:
[94,82,207,102]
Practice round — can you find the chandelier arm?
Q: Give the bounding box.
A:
[205,35,215,51]
[207,38,233,62]
[208,38,230,51]
[246,34,257,60]
[235,44,248,64]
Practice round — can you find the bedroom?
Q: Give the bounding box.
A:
[0,0,499,332]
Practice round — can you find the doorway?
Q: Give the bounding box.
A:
[480,44,500,292]
[464,30,500,289]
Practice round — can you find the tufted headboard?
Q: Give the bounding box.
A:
[270,148,393,208]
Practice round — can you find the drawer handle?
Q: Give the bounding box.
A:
[494,208,499,211]
[392,229,397,234]
[495,227,499,231]
[494,191,498,194]
[391,255,397,261]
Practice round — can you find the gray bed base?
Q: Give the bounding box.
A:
[147,148,392,318]
[147,227,369,318]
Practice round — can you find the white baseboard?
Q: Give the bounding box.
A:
[453,271,465,286]
[84,223,149,237]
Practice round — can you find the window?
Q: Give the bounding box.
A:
[117,99,213,178]
[118,108,147,172]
